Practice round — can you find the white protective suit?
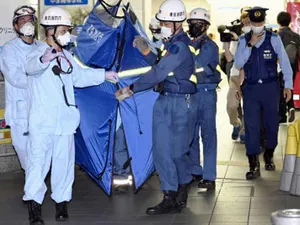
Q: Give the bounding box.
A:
[23,42,106,204]
[1,38,39,170]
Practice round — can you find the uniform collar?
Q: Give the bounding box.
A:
[168,29,188,44]
[17,37,36,47]
[192,34,208,48]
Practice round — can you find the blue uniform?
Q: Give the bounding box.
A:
[132,30,197,191]
[189,35,221,181]
[235,30,293,156]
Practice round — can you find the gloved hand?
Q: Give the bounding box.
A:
[41,47,59,63]
[115,87,134,102]
[105,71,119,82]
[133,36,149,54]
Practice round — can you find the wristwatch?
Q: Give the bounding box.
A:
[247,42,253,48]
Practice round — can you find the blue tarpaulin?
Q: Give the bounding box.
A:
[74,0,158,196]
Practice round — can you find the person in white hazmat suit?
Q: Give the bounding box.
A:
[1,5,39,171]
[23,7,118,225]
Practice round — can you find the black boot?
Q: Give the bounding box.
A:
[177,184,189,208]
[263,149,276,171]
[198,180,216,190]
[55,202,69,221]
[28,201,44,225]
[246,155,260,180]
[146,191,182,215]
[190,174,203,184]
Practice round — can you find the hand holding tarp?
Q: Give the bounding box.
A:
[133,36,150,55]
[115,86,134,102]
[105,71,119,82]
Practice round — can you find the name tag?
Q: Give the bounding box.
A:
[264,50,272,59]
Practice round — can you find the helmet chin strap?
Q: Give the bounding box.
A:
[51,26,63,49]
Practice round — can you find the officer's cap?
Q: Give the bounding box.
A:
[246,6,269,23]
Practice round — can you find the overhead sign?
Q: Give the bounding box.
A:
[44,0,88,5]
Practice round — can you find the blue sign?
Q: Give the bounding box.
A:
[44,0,88,5]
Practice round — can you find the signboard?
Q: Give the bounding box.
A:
[0,0,30,46]
[44,0,88,6]
[287,2,300,35]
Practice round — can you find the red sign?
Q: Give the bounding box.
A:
[287,2,300,35]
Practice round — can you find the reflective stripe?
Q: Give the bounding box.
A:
[189,74,197,84]
[161,49,167,57]
[160,44,165,51]
[74,41,77,48]
[216,65,222,73]
[196,67,204,73]
[188,45,200,56]
[118,66,152,78]
[168,72,174,76]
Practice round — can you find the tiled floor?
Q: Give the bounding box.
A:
[1,84,300,225]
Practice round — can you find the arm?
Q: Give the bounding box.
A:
[143,50,158,66]
[234,37,252,69]
[224,42,234,62]
[272,35,293,89]
[25,45,50,77]
[71,55,106,88]
[1,45,28,89]
[197,42,219,76]
[132,43,184,93]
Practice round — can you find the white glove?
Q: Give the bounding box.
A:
[105,71,119,82]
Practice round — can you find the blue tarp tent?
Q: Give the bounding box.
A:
[74,0,159,196]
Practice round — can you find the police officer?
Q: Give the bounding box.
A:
[116,0,197,215]
[187,8,221,189]
[235,7,293,180]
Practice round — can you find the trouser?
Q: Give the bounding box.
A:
[10,124,28,170]
[23,134,75,204]
[113,123,129,176]
[242,81,280,156]
[189,88,217,181]
[226,76,245,132]
[152,93,197,191]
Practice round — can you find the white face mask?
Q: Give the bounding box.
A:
[242,26,251,33]
[161,26,173,39]
[251,25,264,34]
[56,31,71,47]
[153,33,162,40]
[20,22,35,37]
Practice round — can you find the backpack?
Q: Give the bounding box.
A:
[279,29,300,73]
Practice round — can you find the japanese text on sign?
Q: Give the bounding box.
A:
[44,0,88,5]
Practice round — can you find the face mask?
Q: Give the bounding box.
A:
[242,26,251,33]
[251,25,264,34]
[188,23,207,38]
[161,26,173,39]
[56,32,71,47]
[20,22,35,37]
[153,33,162,40]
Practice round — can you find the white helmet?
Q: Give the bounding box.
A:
[40,7,72,27]
[156,0,186,22]
[187,8,210,24]
[13,5,37,24]
[149,18,160,29]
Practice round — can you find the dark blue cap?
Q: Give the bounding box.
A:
[246,6,269,22]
